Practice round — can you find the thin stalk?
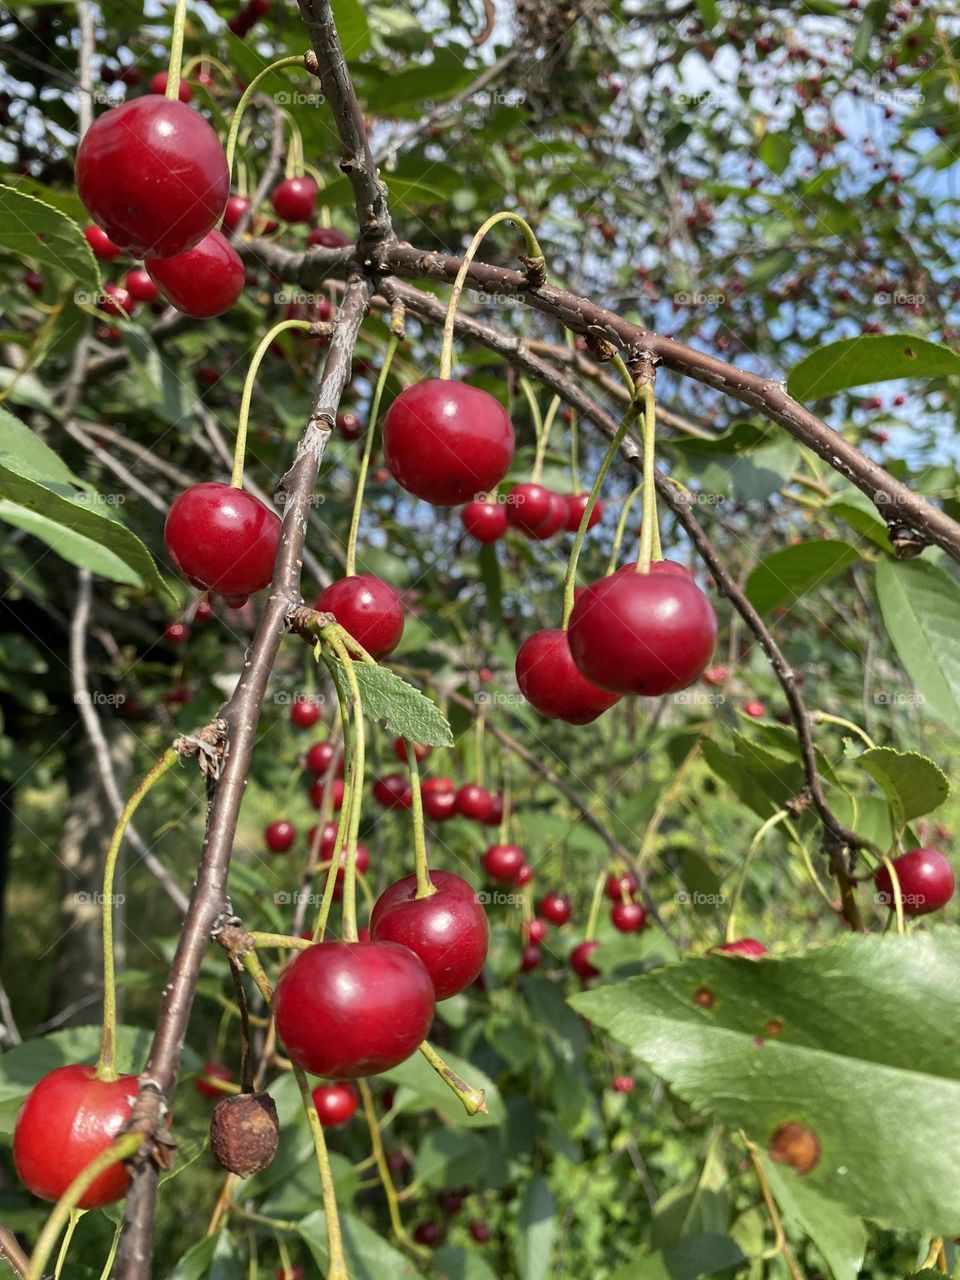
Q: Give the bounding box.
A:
[321,628,365,942]
[345,335,398,578]
[357,1080,421,1251]
[233,319,316,487]
[811,711,877,751]
[607,484,644,575]
[636,383,660,574]
[725,809,788,943]
[224,55,303,179]
[292,1066,348,1280]
[418,1041,487,1115]
[584,869,607,941]
[53,1209,83,1280]
[407,748,435,900]
[164,0,189,102]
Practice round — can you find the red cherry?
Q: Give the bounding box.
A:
[611,1076,634,1093]
[526,918,549,943]
[437,1187,469,1215]
[222,194,251,234]
[568,570,717,695]
[373,773,412,809]
[290,697,322,728]
[196,1062,233,1099]
[24,271,43,295]
[13,1065,136,1207]
[370,869,476,933]
[605,872,638,902]
[712,938,768,958]
[124,268,159,303]
[309,777,345,811]
[570,940,600,979]
[516,629,620,724]
[271,176,318,223]
[306,741,344,777]
[165,483,281,599]
[150,70,192,101]
[483,843,525,883]
[277,1270,304,1280]
[330,843,370,901]
[538,891,571,925]
[504,483,553,535]
[485,793,504,826]
[383,381,515,505]
[273,941,435,1077]
[307,225,351,248]
[311,1081,358,1127]
[119,66,142,86]
[525,491,567,541]
[515,863,534,886]
[520,942,542,972]
[703,665,729,686]
[422,777,457,821]
[372,877,488,999]
[393,737,431,764]
[470,1219,491,1243]
[742,699,766,719]
[456,783,493,822]
[102,282,137,317]
[462,499,508,544]
[84,224,121,260]
[337,411,362,440]
[414,1222,441,1247]
[611,901,647,932]
[616,559,694,578]
[194,599,215,623]
[265,820,296,853]
[564,492,603,532]
[163,620,189,645]
[314,575,404,659]
[146,229,244,318]
[307,821,339,857]
[875,848,955,916]
[76,98,229,257]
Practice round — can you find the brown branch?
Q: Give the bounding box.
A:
[113,277,371,1278]
[0,1225,28,1279]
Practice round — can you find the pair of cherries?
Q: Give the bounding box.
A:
[461,490,601,545]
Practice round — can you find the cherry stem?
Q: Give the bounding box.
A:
[520,380,560,484]
[346,334,399,578]
[810,710,877,751]
[474,703,486,788]
[584,870,606,942]
[783,816,835,910]
[636,383,660,574]
[293,1065,348,1280]
[98,747,178,1082]
[880,856,906,935]
[241,950,274,1004]
[438,210,545,380]
[247,931,312,950]
[164,0,189,103]
[418,1041,488,1115]
[25,1133,142,1280]
[320,626,365,943]
[53,1209,83,1280]
[181,53,233,83]
[407,747,435,900]
[233,320,316,488]
[498,769,511,844]
[560,395,639,630]
[357,1079,420,1251]
[224,55,305,184]
[725,809,788,944]
[607,484,644,575]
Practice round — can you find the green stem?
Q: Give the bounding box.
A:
[345,334,399,578]
[233,320,315,487]
[99,748,178,1081]
[725,809,788,943]
[607,484,644,575]
[53,1209,83,1280]
[439,211,545,379]
[407,747,435,900]
[418,1041,487,1115]
[357,1079,421,1251]
[811,711,877,751]
[292,1066,348,1280]
[570,407,580,493]
[584,869,607,942]
[248,931,312,950]
[164,0,190,102]
[881,856,906,935]
[636,383,660,574]
[224,55,304,181]
[96,1223,122,1280]
[321,628,365,943]
[242,950,274,1003]
[474,704,486,788]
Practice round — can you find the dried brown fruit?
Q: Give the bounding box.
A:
[768,1121,821,1175]
[209,1092,279,1176]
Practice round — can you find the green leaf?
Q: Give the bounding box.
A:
[876,558,960,728]
[757,132,792,176]
[478,542,502,618]
[326,660,454,746]
[366,50,475,112]
[825,490,890,551]
[788,335,960,400]
[745,540,862,614]
[380,1047,504,1127]
[611,1235,745,1280]
[167,1229,244,1280]
[856,746,949,827]
[0,184,100,292]
[0,499,144,584]
[0,411,84,489]
[570,933,960,1235]
[764,1158,866,1280]
[432,1246,499,1280]
[298,1208,426,1279]
[332,0,372,57]
[514,1176,556,1280]
[415,1128,487,1188]
[694,0,717,27]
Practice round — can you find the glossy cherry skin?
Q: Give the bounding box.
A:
[570,939,601,979]
[84,224,121,260]
[163,620,189,645]
[271,176,318,223]
[568,570,717,695]
[314,575,404,660]
[742,699,766,719]
[311,1081,358,1127]
[538,891,571,925]
[102,283,137,317]
[337,411,362,440]
[611,1076,634,1093]
[456,783,493,822]
[605,871,638,901]
[307,225,351,248]
[196,1062,233,1099]
[146,229,244,318]
[370,870,476,933]
[222,194,251,234]
[265,820,295,853]
[525,491,567,541]
[520,943,542,972]
[309,777,345,811]
[564,493,603,532]
[165,483,281,599]
[712,938,768,958]
[124,268,159,303]
[290,697,321,728]
[76,98,229,257]
[462,499,508,544]
[483,843,525,883]
[526,918,548,943]
[394,737,430,764]
[150,70,192,100]
[505,483,553,535]
[306,741,344,777]
[422,777,457,821]
[875,848,955,916]
[611,901,647,932]
[307,821,339,858]
[373,773,412,810]
[372,882,488,999]
[516,629,620,725]
[515,863,534,886]
[273,941,435,1078]
[383,381,515,506]
[13,1065,136,1207]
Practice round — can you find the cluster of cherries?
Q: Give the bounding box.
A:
[461,486,602,545]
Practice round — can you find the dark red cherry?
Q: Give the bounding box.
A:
[422,777,457,821]
[616,558,694,578]
[372,878,488,999]
[525,491,567,541]
[538,891,571,925]
[271,176,318,223]
[13,1065,136,1208]
[383,380,515,506]
[456,783,493,822]
[605,871,638,902]
[222,194,251,234]
[611,901,647,932]
[568,570,717,695]
[150,70,192,100]
[483,843,525,883]
[526,917,549,943]
[370,869,476,933]
[469,1219,491,1243]
[461,499,508,544]
[373,773,412,810]
[290,697,321,728]
[76,98,229,257]
[84,224,121,260]
[314,575,404,660]
[712,938,768,958]
[146,229,244,318]
[337,411,362,440]
[163,620,189,645]
[311,1081,358,1127]
[24,271,43,295]
[504,483,553,535]
[515,863,534,886]
[265,820,295,853]
[330,843,370,900]
[307,821,339,857]
[564,493,603,532]
[485,793,504,826]
[570,939,600,979]
[306,741,344,776]
[194,599,215,623]
[393,738,430,764]
[102,283,137,317]
[516,629,620,724]
[307,225,351,248]
[124,268,159,303]
[414,1222,441,1247]
[196,1062,233,1099]
[875,847,954,916]
[520,943,542,972]
[273,941,435,1077]
[164,483,281,598]
[309,777,345,811]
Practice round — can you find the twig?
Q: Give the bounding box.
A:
[0,1225,29,1278]
[76,0,94,138]
[64,421,168,513]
